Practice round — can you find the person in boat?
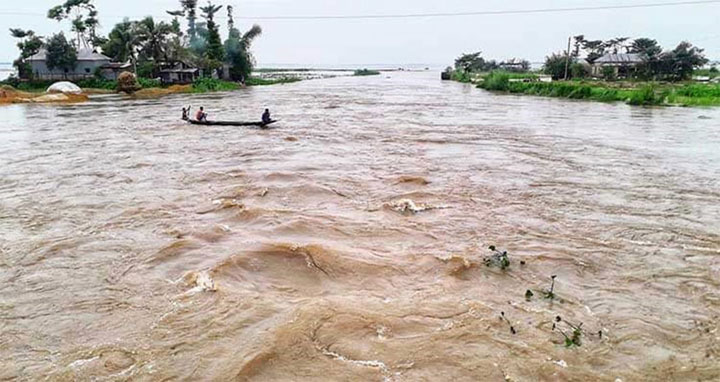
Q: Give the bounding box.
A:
[262,109,271,124]
[181,107,189,121]
[196,107,207,122]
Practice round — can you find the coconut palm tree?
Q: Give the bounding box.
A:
[102,19,143,72]
[137,17,173,62]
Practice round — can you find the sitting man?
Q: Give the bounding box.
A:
[196,106,207,122]
[261,108,272,124]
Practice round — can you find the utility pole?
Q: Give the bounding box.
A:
[563,36,571,80]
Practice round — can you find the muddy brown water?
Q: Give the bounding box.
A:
[1,72,719,381]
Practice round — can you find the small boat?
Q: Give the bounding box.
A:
[188,119,277,127]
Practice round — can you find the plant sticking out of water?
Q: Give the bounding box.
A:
[553,315,582,347]
[543,275,558,300]
[500,311,516,334]
[552,316,603,348]
[484,245,510,270]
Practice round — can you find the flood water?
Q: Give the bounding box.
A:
[1,72,719,381]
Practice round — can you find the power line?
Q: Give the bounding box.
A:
[0,0,719,20]
[232,0,720,20]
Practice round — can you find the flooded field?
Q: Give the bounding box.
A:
[1,71,719,381]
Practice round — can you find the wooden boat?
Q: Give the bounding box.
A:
[188,119,277,127]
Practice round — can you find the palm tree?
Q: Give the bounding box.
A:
[225,24,262,82]
[102,19,143,72]
[136,17,173,74]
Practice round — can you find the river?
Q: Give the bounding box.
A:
[1,72,719,380]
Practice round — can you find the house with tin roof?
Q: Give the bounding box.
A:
[592,53,644,77]
[27,48,125,80]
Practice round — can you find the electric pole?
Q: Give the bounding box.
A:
[564,36,571,80]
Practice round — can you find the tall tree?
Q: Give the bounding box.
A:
[225,23,262,82]
[454,52,485,73]
[200,1,224,64]
[670,41,708,80]
[180,0,199,48]
[629,38,662,58]
[9,29,44,79]
[137,17,173,64]
[606,37,630,54]
[629,38,663,80]
[45,32,78,77]
[47,0,98,49]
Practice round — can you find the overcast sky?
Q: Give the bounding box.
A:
[1,0,719,66]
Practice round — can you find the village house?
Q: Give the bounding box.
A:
[98,62,133,80]
[158,61,200,84]
[592,53,644,77]
[27,48,124,80]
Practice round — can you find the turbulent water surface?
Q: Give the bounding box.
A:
[1,72,719,381]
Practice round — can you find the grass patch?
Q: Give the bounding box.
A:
[354,69,381,76]
[245,76,301,86]
[191,77,241,93]
[478,78,720,107]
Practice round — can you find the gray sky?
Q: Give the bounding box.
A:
[2,0,719,66]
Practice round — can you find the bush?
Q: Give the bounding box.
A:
[626,85,663,105]
[136,61,155,79]
[76,78,117,90]
[544,53,571,80]
[481,71,510,91]
[602,66,617,81]
[571,63,589,79]
[138,78,161,88]
[450,70,471,83]
[191,77,240,93]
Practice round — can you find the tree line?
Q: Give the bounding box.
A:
[545,36,709,81]
[10,0,262,82]
[452,52,531,74]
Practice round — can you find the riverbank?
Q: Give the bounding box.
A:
[457,71,720,107]
[0,76,301,104]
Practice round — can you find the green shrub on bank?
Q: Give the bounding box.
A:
[245,76,301,86]
[626,85,665,105]
[481,71,510,91]
[138,78,161,89]
[76,78,117,90]
[191,77,240,93]
[450,70,471,83]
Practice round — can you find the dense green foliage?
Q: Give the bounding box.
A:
[480,72,510,91]
[191,77,239,92]
[543,53,570,80]
[9,0,265,88]
[45,33,77,73]
[47,0,100,46]
[353,69,381,76]
[9,29,44,79]
[454,52,530,74]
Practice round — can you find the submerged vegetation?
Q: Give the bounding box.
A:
[354,69,381,76]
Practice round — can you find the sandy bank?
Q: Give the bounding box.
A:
[0,85,89,104]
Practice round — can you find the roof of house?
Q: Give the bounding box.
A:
[595,53,643,64]
[28,48,111,62]
[159,68,200,74]
[100,62,132,69]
